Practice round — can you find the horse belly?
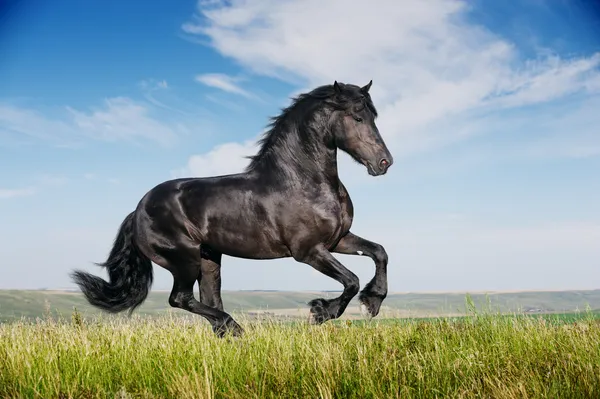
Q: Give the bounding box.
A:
[203,216,290,260]
[208,235,290,260]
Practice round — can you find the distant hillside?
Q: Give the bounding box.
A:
[1,289,599,322]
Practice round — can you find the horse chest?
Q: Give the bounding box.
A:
[280,182,353,249]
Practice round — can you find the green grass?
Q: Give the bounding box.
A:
[2,306,600,398]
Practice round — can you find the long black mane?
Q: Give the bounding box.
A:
[245,83,378,173]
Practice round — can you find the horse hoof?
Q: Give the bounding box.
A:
[213,319,244,338]
[307,298,333,325]
[308,312,320,325]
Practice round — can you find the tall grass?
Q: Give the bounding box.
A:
[1,306,600,398]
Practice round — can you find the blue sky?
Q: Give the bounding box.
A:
[1,0,599,293]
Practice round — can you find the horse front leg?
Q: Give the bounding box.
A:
[332,232,388,319]
[293,244,360,324]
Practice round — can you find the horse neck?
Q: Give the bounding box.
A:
[256,137,340,184]
[249,107,341,184]
[290,143,340,183]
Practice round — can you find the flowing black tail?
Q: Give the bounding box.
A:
[71,211,153,315]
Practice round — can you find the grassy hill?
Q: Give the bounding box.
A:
[1,288,600,323]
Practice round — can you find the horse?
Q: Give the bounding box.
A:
[71,80,393,337]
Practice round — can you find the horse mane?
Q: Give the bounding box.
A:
[245,82,378,173]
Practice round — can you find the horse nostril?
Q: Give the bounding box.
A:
[379,158,390,170]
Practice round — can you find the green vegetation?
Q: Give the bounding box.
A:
[1,305,600,398]
[2,290,600,397]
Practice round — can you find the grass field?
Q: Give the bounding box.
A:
[1,305,600,398]
[2,290,600,398]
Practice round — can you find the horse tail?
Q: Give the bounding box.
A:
[70,211,153,315]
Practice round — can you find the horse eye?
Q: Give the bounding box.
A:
[353,116,363,122]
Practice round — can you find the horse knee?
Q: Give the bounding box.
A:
[346,274,360,297]
[373,244,388,265]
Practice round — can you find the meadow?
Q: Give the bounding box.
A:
[1,291,600,398]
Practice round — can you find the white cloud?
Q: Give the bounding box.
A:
[0,187,36,200]
[0,97,184,148]
[36,174,69,187]
[137,78,197,116]
[0,104,78,146]
[195,73,254,98]
[0,172,124,201]
[488,54,600,109]
[521,111,600,160]
[139,79,168,90]
[181,0,600,160]
[66,97,179,146]
[0,174,69,200]
[173,137,259,177]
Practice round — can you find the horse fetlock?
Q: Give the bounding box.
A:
[358,291,385,319]
[346,278,360,298]
[361,278,387,298]
[358,280,387,318]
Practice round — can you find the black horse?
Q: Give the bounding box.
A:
[71,80,393,337]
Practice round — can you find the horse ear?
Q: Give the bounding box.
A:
[361,80,373,93]
[333,80,342,94]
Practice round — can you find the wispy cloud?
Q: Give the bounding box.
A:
[139,79,169,90]
[1,174,69,200]
[80,173,123,185]
[35,174,69,187]
[1,173,129,201]
[0,187,36,200]
[0,96,185,148]
[138,78,194,116]
[0,104,79,147]
[204,94,246,112]
[195,73,255,99]
[66,97,180,146]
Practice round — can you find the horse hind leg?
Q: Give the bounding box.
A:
[169,279,241,337]
[197,246,224,311]
[158,243,242,337]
